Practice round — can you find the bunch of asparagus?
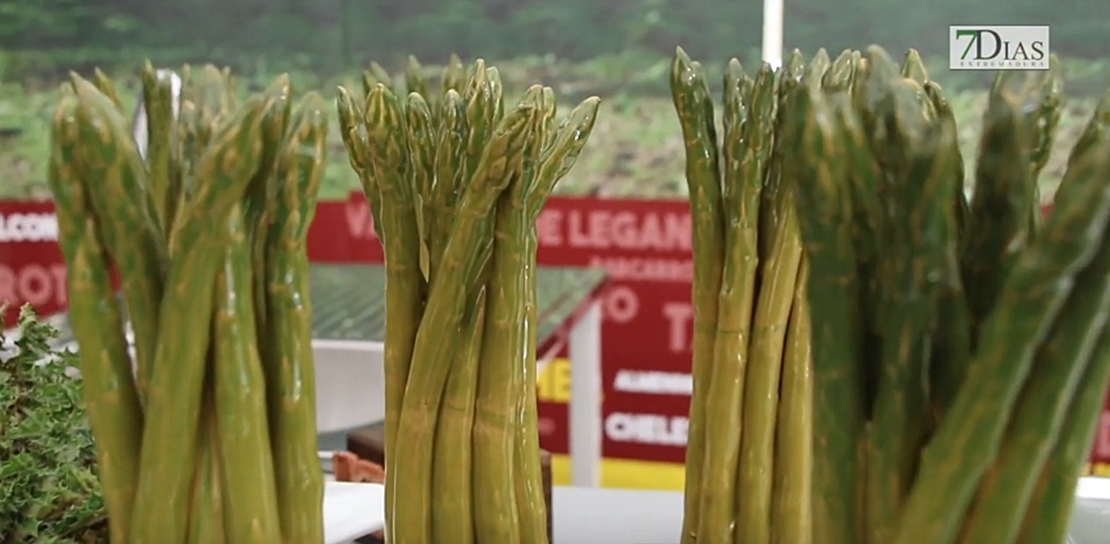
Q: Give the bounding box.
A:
[335,56,600,544]
[674,44,1110,544]
[48,64,329,544]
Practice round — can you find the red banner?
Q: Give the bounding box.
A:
[2,196,1108,469]
[0,201,67,326]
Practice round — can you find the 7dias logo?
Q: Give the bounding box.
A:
[949,25,1049,70]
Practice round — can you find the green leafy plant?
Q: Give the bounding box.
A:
[0,305,107,544]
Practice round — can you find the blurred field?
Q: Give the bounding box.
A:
[0,54,1102,202]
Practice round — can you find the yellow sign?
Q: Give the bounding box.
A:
[537,357,571,403]
[537,357,685,490]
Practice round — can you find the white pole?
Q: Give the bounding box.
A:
[762,0,784,69]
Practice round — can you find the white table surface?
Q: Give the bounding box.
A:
[324,482,384,544]
[551,479,1110,544]
[322,478,1110,544]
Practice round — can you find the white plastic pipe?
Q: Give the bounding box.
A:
[762,0,784,69]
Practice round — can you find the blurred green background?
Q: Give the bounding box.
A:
[2,0,1108,199]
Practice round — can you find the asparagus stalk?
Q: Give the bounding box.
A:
[264,93,328,544]
[441,54,467,94]
[389,106,532,544]
[1018,293,1110,544]
[924,81,973,420]
[527,95,601,222]
[788,86,866,544]
[140,61,184,235]
[515,93,600,544]
[892,104,1110,544]
[48,96,144,544]
[405,93,436,277]
[736,189,803,544]
[960,71,1044,342]
[244,76,292,369]
[430,288,488,544]
[900,49,929,84]
[866,80,959,543]
[405,56,430,105]
[670,47,726,544]
[964,161,1110,544]
[359,85,428,544]
[69,75,167,405]
[957,128,1110,544]
[771,259,813,544]
[130,97,270,544]
[428,89,468,276]
[472,149,535,543]
[759,51,805,264]
[186,382,226,544]
[335,88,384,241]
[92,67,123,110]
[700,60,775,544]
[213,204,281,544]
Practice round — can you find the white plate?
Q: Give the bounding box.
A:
[324,481,385,544]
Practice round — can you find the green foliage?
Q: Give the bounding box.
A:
[0,306,107,544]
[2,0,1108,83]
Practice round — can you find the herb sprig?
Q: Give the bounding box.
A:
[0,305,107,544]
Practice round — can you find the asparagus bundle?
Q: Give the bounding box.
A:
[48,64,329,544]
[336,56,600,544]
[674,45,1110,544]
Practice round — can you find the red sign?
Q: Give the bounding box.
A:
[0,201,67,326]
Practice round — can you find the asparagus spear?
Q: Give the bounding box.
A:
[788,86,866,544]
[514,94,601,544]
[499,86,555,544]
[1018,293,1110,544]
[697,61,774,544]
[69,76,167,405]
[900,49,929,84]
[212,202,282,544]
[960,71,1044,343]
[670,47,726,544]
[759,50,805,264]
[924,81,973,420]
[48,96,144,544]
[441,54,467,94]
[243,76,292,370]
[92,67,123,111]
[892,107,1110,544]
[736,188,803,544]
[430,288,488,544]
[866,80,959,543]
[140,62,184,234]
[186,381,226,544]
[527,95,601,222]
[354,85,428,544]
[959,140,1110,544]
[429,89,468,275]
[263,93,329,544]
[405,55,430,104]
[771,258,813,544]
[335,87,384,241]
[472,139,536,543]
[405,93,436,277]
[821,50,857,92]
[1025,56,1064,234]
[130,97,270,544]
[390,107,532,544]
[433,88,538,544]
